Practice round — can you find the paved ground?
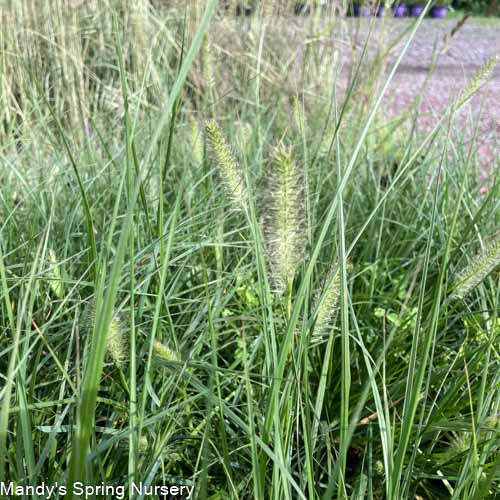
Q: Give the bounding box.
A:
[216,15,498,174]
[344,19,500,177]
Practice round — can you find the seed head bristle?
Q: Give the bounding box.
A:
[262,143,306,293]
[202,34,215,94]
[205,120,247,208]
[47,249,64,299]
[153,340,180,364]
[456,54,499,110]
[313,267,341,337]
[452,233,500,300]
[119,434,149,454]
[81,299,127,367]
[313,260,352,338]
[106,315,127,367]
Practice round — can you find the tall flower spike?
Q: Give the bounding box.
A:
[205,120,247,208]
[263,144,306,293]
[452,233,500,300]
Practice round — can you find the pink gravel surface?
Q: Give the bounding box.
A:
[344,19,500,176]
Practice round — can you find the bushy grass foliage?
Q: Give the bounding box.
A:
[0,1,499,498]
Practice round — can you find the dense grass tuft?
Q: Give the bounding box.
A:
[0,1,499,499]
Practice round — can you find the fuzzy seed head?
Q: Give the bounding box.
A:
[106,316,127,367]
[313,267,341,337]
[202,35,215,93]
[138,435,149,453]
[313,260,352,338]
[153,340,179,364]
[484,414,500,429]
[452,233,500,300]
[119,434,149,454]
[262,144,306,293]
[457,54,499,110]
[81,299,127,367]
[47,249,64,299]
[205,120,247,208]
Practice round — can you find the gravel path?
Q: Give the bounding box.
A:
[345,19,500,176]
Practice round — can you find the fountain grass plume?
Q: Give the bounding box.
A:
[313,260,352,338]
[153,340,180,364]
[451,233,500,300]
[81,299,127,367]
[262,143,306,293]
[202,34,215,95]
[47,249,64,299]
[313,266,341,338]
[456,53,499,111]
[205,119,248,208]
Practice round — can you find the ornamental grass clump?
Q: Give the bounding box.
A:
[205,120,248,209]
[451,233,500,299]
[262,144,307,294]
